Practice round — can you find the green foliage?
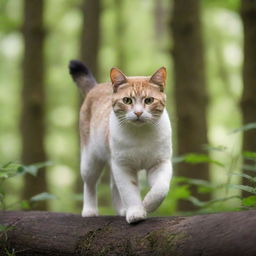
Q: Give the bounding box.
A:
[0,162,56,211]
[17,162,52,176]
[176,149,256,213]
[243,151,256,160]
[242,196,256,207]
[174,153,224,167]
[230,122,256,134]
[203,0,240,12]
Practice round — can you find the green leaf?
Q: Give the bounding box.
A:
[172,156,185,164]
[243,151,256,160]
[242,196,256,207]
[228,184,256,195]
[174,185,191,199]
[0,173,8,179]
[228,172,256,183]
[30,192,57,202]
[188,195,240,208]
[203,145,227,152]
[242,165,256,172]
[17,161,52,176]
[20,200,31,210]
[184,178,214,188]
[183,153,224,167]
[0,224,8,232]
[197,186,213,194]
[0,224,13,232]
[230,123,256,134]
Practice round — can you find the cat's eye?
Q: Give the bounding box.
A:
[122,97,133,105]
[144,97,154,105]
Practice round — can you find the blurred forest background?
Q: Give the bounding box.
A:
[0,0,256,216]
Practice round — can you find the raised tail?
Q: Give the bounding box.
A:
[69,60,97,96]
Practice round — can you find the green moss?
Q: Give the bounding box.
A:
[142,229,187,256]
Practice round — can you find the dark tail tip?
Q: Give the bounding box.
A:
[69,60,90,78]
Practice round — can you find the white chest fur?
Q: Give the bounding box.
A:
[109,109,172,170]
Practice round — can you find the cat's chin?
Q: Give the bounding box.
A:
[128,119,149,127]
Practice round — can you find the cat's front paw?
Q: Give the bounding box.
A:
[126,206,147,224]
[82,208,99,217]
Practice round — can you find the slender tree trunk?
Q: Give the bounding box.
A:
[241,0,256,197]
[115,0,125,70]
[170,0,209,211]
[81,0,101,79]
[1,210,256,256]
[21,0,47,210]
[76,0,102,208]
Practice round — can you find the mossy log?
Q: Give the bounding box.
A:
[0,210,256,256]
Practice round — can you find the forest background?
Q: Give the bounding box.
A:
[0,0,256,216]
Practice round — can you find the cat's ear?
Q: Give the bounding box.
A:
[149,67,167,92]
[110,67,128,92]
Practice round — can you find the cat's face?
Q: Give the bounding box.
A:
[110,67,167,126]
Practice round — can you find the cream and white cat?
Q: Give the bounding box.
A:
[69,60,172,224]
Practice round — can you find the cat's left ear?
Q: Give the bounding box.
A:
[149,67,167,92]
[110,67,128,93]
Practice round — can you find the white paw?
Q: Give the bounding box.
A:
[81,208,98,217]
[126,206,147,224]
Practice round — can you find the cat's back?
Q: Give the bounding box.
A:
[83,82,113,108]
[80,82,112,148]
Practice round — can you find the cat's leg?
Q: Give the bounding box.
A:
[111,161,146,223]
[81,147,104,217]
[110,174,126,216]
[143,160,172,213]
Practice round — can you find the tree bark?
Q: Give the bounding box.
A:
[170,0,209,211]
[241,0,256,197]
[21,0,48,210]
[75,0,102,209]
[1,210,256,256]
[80,0,101,80]
[115,0,126,70]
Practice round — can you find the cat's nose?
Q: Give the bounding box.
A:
[134,111,143,117]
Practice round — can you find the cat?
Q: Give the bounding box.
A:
[69,60,173,224]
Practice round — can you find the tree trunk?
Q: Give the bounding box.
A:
[1,210,256,255]
[21,0,47,210]
[115,0,126,70]
[241,0,256,197]
[80,0,101,80]
[170,0,209,211]
[76,0,102,209]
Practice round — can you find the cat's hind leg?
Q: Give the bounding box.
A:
[81,146,104,217]
[110,173,126,216]
[143,160,172,213]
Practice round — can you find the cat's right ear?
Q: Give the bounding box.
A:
[110,67,128,93]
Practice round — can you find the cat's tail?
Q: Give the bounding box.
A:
[69,60,97,96]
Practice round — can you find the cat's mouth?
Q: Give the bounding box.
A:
[130,118,147,126]
[134,118,144,122]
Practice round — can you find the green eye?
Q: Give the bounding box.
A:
[144,97,154,105]
[122,97,133,105]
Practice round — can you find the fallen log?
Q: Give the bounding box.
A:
[0,210,255,256]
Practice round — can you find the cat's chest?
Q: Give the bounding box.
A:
[110,130,171,170]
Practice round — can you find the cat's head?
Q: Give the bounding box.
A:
[110,67,167,126]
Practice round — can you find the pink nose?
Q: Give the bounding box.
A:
[135,111,143,117]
